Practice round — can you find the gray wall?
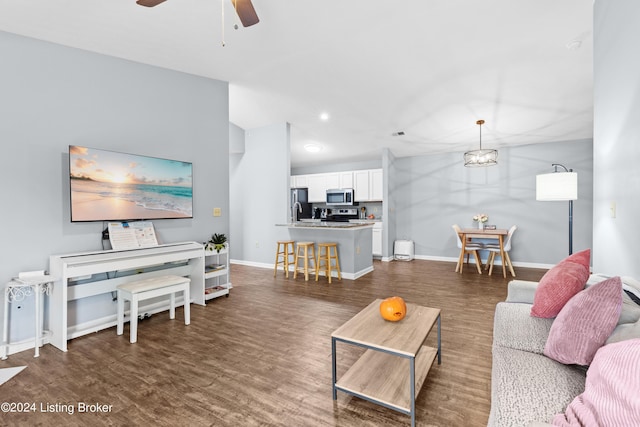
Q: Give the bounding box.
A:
[229,123,290,266]
[382,148,397,259]
[393,140,593,266]
[288,140,593,266]
[593,0,640,277]
[0,31,230,341]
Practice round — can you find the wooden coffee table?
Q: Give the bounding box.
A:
[331,299,441,427]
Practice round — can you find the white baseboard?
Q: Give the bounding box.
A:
[411,254,554,270]
[231,259,374,280]
[232,256,553,272]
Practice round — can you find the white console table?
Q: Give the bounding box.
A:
[48,241,205,352]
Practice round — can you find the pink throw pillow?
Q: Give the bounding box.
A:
[531,249,591,318]
[552,339,640,426]
[544,276,622,366]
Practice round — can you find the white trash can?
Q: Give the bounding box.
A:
[394,240,415,261]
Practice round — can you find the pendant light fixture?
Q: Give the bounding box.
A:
[464,120,498,167]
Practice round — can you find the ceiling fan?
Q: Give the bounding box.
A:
[136,0,259,27]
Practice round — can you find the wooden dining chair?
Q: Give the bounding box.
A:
[485,225,517,277]
[452,224,484,274]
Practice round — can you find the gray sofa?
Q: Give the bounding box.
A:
[488,275,640,427]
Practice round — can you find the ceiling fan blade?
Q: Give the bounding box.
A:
[232,0,260,27]
[136,0,167,7]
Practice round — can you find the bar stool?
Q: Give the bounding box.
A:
[273,240,295,278]
[293,242,316,281]
[315,242,342,284]
[2,272,55,359]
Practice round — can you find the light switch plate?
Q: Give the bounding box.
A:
[213,208,222,217]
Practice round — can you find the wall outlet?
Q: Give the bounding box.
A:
[213,208,222,217]
[356,246,361,254]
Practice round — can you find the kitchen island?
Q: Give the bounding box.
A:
[276,221,374,280]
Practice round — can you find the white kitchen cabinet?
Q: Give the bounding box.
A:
[370,169,383,200]
[296,172,342,203]
[307,174,326,202]
[204,245,232,300]
[354,169,384,201]
[372,222,383,256]
[340,171,354,189]
[291,175,308,188]
[354,170,370,201]
[325,173,340,190]
[291,169,382,202]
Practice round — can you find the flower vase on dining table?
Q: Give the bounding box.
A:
[478,221,484,230]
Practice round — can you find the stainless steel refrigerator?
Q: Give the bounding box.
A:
[291,188,312,220]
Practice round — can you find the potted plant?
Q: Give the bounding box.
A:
[205,233,227,253]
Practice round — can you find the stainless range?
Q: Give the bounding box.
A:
[324,208,359,222]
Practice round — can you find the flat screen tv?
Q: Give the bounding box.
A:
[69,145,193,222]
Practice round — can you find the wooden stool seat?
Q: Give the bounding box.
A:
[274,240,295,278]
[315,242,342,283]
[293,242,316,281]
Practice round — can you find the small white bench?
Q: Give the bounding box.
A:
[116,275,191,344]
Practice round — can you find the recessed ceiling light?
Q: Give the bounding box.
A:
[319,112,330,121]
[304,143,323,153]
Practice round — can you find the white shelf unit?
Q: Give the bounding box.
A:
[204,245,231,300]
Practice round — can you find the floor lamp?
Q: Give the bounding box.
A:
[536,164,578,255]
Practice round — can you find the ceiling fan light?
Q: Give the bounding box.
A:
[231,0,260,27]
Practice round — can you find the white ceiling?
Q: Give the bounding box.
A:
[0,1,593,168]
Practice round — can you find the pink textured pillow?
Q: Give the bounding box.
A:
[531,249,591,318]
[552,339,640,426]
[544,276,623,365]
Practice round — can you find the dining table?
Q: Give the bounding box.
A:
[457,228,509,278]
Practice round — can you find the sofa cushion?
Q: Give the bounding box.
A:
[588,275,640,325]
[531,249,590,318]
[488,346,586,427]
[607,319,640,344]
[505,280,539,303]
[544,276,622,366]
[552,339,640,426]
[494,302,553,354]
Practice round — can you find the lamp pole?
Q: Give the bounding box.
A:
[552,164,574,255]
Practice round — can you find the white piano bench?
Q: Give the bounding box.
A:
[116,275,191,344]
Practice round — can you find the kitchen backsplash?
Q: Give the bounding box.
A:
[312,201,383,219]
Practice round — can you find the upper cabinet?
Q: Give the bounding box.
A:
[291,175,308,188]
[339,172,354,189]
[307,174,327,202]
[354,169,383,201]
[370,169,383,201]
[291,169,383,203]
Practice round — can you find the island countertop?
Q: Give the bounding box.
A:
[275,221,374,280]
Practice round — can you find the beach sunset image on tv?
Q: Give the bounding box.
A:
[69,145,193,222]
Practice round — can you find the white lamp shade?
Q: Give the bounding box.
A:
[536,172,578,201]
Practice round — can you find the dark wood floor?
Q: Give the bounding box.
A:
[2,259,546,426]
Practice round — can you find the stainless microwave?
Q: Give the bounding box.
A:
[326,188,355,206]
